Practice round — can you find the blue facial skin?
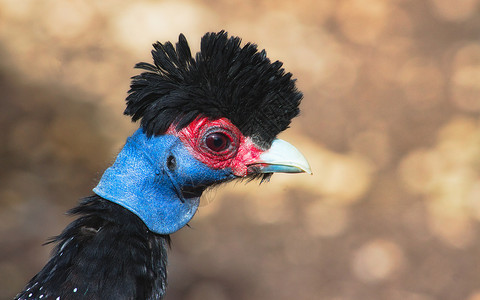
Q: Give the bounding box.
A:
[93,128,235,234]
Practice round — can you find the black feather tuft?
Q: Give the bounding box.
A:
[125,31,303,148]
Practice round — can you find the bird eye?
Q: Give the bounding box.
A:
[205,132,231,152]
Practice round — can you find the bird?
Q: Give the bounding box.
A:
[15,31,311,300]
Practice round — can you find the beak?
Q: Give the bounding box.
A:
[248,139,312,175]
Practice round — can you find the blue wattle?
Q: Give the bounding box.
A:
[93,128,232,234]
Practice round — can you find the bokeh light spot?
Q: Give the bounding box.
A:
[451,43,480,112]
[352,239,403,283]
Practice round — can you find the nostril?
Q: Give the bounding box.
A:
[167,155,176,171]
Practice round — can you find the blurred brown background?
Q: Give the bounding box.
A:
[1,0,480,299]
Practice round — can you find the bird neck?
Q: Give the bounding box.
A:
[15,195,171,300]
[93,128,202,234]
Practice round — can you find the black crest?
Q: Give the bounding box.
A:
[125,31,302,148]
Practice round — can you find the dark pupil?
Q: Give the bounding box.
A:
[205,133,229,152]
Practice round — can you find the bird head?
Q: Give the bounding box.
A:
[93,31,311,234]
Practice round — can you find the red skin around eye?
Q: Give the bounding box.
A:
[166,117,263,177]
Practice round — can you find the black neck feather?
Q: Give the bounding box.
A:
[15,195,171,300]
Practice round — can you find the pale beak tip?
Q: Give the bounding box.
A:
[299,162,313,175]
[305,167,313,175]
[256,139,313,175]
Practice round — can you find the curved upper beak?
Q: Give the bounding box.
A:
[248,139,312,175]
